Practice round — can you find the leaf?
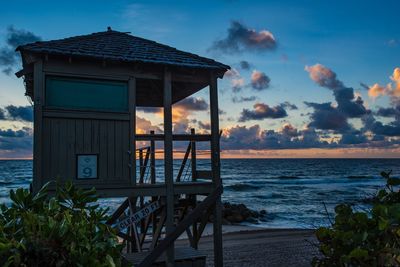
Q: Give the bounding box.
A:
[106,254,116,267]
[349,248,368,259]
[388,178,400,186]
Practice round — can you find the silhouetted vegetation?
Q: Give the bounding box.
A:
[313,171,400,266]
[0,182,123,267]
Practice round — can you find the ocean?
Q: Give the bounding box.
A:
[0,158,399,229]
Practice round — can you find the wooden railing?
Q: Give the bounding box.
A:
[136,129,213,184]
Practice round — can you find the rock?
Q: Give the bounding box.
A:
[221,202,265,224]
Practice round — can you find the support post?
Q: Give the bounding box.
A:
[150,130,157,236]
[128,77,136,186]
[32,60,44,193]
[190,128,198,248]
[209,72,223,267]
[163,69,175,266]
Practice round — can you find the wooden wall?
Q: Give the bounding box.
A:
[41,116,131,187]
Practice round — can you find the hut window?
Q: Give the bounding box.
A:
[45,76,128,112]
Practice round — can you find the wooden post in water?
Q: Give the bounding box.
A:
[209,72,223,267]
[163,69,175,266]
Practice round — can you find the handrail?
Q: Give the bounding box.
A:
[135,134,211,142]
[138,185,223,267]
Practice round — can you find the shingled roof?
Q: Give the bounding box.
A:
[16,28,229,70]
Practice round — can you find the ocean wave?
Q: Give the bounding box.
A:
[276,175,300,179]
[347,175,373,179]
[225,183,260,191]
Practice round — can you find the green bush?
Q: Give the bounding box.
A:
[313,171,400,267]
[0,182,124,267]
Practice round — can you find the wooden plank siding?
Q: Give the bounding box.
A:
[41,117,131,188]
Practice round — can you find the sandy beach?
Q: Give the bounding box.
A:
[176,226,319,267]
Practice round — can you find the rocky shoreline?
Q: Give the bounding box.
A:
[209,202,267,225]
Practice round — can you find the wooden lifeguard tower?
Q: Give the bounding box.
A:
[16,28,229,266]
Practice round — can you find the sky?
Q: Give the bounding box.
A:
[0,0,400,158]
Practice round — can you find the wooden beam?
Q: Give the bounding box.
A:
[150,208,167,249]
[129,77,136,186]
[135,133,211,142]
[43,110,130,121]
[176,142,191,182]
[163,69,175,266]
[209,72,223,267]
[32,60,44,193]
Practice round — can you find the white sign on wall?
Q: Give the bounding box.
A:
[77,154,98,179]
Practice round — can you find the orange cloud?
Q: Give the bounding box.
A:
[367,67,400,99]
[368,83,388,99]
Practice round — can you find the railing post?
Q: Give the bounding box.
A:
[191,128,197,182]
[139,149,144,184]
[150,130,156,184]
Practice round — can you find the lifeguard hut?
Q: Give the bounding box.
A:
[16,28,229,266]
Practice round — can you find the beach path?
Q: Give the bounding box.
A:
[176,228,318,267]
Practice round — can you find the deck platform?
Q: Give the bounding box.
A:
[95,181,215,198]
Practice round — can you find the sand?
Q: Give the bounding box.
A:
[175,225,319,267]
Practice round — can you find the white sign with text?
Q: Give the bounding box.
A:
[77,155,98,179]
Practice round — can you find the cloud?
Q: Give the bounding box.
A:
[304,102,350,131]
[305,64,368,118]
[0,127,33,158]
[305,64,343,89]
[0,26,41,75]
[221,124,333,150]
[231,78,245,92]
[280,123,299,137]
[238,102,292,122]
[0,108,5,120]
[239,60,251,70]
[232,96,257,103]
[135,116,162,134]
[136,107,162,114]
[175,97,208,111]
[224,68,245,93]
[365,68,400,100]
[198,121,211,130]
[4,105,33,122]
[136,97,209,134]
[209,21,276,54]
[368,83,388,99]
[250,70,270,90]
[375,106,399,118]
[221,121,400,151]
[361,68,400,137]
[362,113,400,137]
[0,127,30,138]
[280,101,298,110]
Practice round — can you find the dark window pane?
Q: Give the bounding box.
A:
[46,76,128,112]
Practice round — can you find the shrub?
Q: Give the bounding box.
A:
[0,182,124,267]
[313,171,400,267]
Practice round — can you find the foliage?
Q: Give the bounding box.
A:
[313,171,400,267]
[0,182,124,267]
